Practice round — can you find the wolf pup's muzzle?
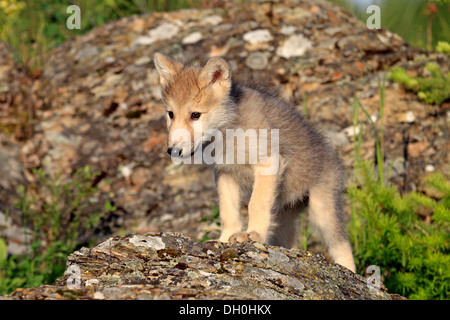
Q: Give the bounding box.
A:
[167,147,182,157]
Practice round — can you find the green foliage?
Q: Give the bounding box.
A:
[349,79,450,300]
[199,205,221,242]
[0,238,7,264]
[348,165,450,300]
[0,165,115,295]
[436,41,450,54]
[0,0,198,72]
[390,63,450,105]
[327,0,450,51]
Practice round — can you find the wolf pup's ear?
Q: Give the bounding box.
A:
[154,52,183,87]
[199,57,231,89]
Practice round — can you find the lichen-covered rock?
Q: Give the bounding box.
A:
[0,0,448,271]
[2,233,402,300]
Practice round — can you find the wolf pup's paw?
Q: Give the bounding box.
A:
[229,231,262,243]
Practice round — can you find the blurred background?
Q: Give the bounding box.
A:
[329,0,449,50]
[0,0,449,72]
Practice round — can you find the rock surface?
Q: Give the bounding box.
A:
[0,0,448,286]
[1,232,402,300]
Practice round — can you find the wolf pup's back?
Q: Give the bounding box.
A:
[154,53,356,272]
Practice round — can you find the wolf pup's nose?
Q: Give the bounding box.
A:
[167,147,182,157]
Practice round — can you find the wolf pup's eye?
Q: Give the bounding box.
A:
[191,112,201,120]
[168,111,174,119]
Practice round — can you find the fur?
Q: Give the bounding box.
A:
[154,53,356,272]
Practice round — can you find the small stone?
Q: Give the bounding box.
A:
[243,29,273,44]
[245,52,268,70]
[93,291,105,300]
[119,163,134,179]
[397,111,416,123]
[325,130,349,147]
[149,23,180,41]
[134,56,151,66]
[425,164,435,172]
[182,32,203,44]
[408,141,427,158]
[389,157,406,177]
[74,46,99,60]
[204,15,223,26]
[276,34,312,58]
[280,25,296,35]
[133,35,155,46]
[104,56,116,64]
[342,125,361,138]
[406,111,416,123]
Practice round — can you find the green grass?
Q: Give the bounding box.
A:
[349,79,449,300]
[390,61,450,105]
[199,205,221,242]
[327,0,450,51]
[0,165,116,295]
[0,0,198,73]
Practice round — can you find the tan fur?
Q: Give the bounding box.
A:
[217,173,242,242]
[229,160,280,243]
[154,53,356,272]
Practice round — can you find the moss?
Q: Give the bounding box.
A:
[390,63,450,105]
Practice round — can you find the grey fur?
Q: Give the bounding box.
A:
[154,53,356,272]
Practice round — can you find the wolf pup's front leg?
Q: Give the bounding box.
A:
[229,163,278,243]
[217,173,243,242]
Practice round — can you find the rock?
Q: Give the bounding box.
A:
[279,25,296,36]
[182,32,203,45]
[408,141,428,158]
[243,29,273,45]
[324,130,349,148]
[149,22,180,41]
[0,211,32,255]
[0,0,448,288]
[133,35,154,46]
[276,34,312,58]
[1,233,401,300]
[203,15,223,26]
[0,133,25,191]
[342,125,361,139]
[397,111,416,123]
[245,51,269,70]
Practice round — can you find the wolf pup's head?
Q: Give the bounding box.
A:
[154,53,233,159]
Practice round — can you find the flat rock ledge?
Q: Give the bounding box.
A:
[2,232,404,300]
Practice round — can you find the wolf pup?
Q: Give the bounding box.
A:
[154,53,356,272]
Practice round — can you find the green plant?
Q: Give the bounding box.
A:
[349,79,450,300]
[327,0,450,51]
[0,0,199,73]
[199,205,221,242]
[390,62,450,105]
[436,41,450,54]
[0,165,115,295]
[348,165,449,299]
